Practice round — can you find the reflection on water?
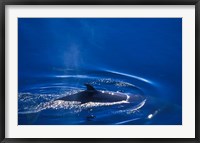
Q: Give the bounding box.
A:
[18,69,181,125]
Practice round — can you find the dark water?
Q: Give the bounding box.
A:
[18,18,182,125]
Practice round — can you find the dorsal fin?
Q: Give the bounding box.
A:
[84,83,96,91]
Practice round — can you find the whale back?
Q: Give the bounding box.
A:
[56,84,128,103]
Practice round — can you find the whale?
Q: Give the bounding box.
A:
[55,84,129,104]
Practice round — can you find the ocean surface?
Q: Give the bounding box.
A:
[18,18,182,125]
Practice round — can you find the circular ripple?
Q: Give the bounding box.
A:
[18,69,158,125]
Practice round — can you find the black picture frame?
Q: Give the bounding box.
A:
[0,0,200,143]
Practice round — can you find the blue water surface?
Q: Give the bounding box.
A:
[18,18,182,125]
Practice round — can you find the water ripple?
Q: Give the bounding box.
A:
[18,69,180,125]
